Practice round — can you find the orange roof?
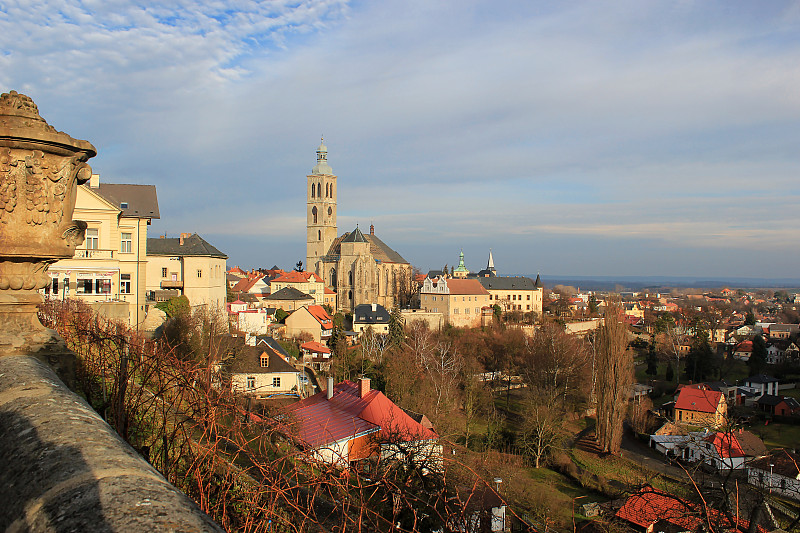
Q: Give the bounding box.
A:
[324,287,336,294]
[272,271,323,284]
[442,279,489,295]
[735,340,753,352]
[307,305,333,330]
[301,341,330,354]
[675,388,723,413]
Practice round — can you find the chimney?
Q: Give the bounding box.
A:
[327,377,334,400]
[370,224,374,235]
[89,173,99,188]
[359,377,370,398]
[371,303,377,312]
[179,232,191,246]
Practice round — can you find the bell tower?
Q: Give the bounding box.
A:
[306,138,338,274]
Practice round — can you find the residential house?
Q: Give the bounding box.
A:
[230,344,301,398]
[476,275,543,316]
[766,342,785,364]
[747,451,800,501]
[230,275,269,299]
[264,287,315,312]
[755,395,800,416]
[300,341,331,372]
[233,307,273,335]
[146,233,227,312]
[45,173,159,326]
[280,378,440,468]
[284,305,333,343]
[769,323,799,340]
[695,430,766,470]
[353,303,391,335]
[733,340,753,361]
[743,374,779,397]
[269,271,327,306]
[674,388,727,427]
[420,277,492,328]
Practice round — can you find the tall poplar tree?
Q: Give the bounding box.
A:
[594,302,633,455]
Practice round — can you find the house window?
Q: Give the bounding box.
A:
[261,356,268,367]
[120,232,132,253]
[465,307,470,314]
[77,278,93,294]
[527,305,531,310]
[246,377,255,390]
[120,274,131,294]
[95,278,111,294]
[527,294,531,300]
[272,377,281,388]
[197,269,202,278]
[475,308,479,314]
[120,202,129,209]
[52,278,59,294]
[453,308,459,314]
[86,228,99,250]
[162,267,167,278]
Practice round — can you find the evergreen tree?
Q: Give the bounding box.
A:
[388,306,404,347]
[665,362,674,382]
[645,345,659,377]
[684,330,715,382]
[748,334,768,374]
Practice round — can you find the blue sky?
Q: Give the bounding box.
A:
[3,1,800,278]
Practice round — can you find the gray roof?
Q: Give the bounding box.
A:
[264,287,313,301]
[354,303,391,325]
[230,345,297,374]
[147,234,227,258]
[477,276,537,291]
[341,226,368,243]
[534,273,543,289]
[745,374,778,384]
[255,336,290,357]
[89,183,160,219]
[325,230,409,264]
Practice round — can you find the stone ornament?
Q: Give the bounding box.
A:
[0,90,96,361]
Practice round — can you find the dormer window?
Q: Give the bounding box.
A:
[260,355,269,367]
[120,202,128,209]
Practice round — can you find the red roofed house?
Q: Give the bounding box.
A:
[733,340,754,361]
[270,270,327,306]
[674,388,727,428]
[693,430,767,470]
[616,487,760,533]
[281,378,440,469]
[284,305,334,343]
[300,341,332,372]
[420,277,492,328]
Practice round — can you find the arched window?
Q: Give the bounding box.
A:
[328,207,332,217]
[318,230,321,240]
[326,183,329,197]
[330,268,337,287]
[376,273,380,295]
[312,206,318,224]
[348,270,353,285]
[348,290,353,301]
[311,183,315,198]
[317,182,321,198]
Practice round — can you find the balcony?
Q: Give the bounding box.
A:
[161,280,184,289]
[73,248,114,259]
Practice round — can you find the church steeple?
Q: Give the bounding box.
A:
[312,136,333,175]
[307,138,337,275]
[486,248,496,276]
[453,248,469,278]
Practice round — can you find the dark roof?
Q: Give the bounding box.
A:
[264,287,314,301]
[230,345,297,374]
[325,230,409,264]
[750,450,800,477]
[745,374,778,384]
[534,273,543,288]
[354,303,391,324]
[88,183,160,219]
[757,394,800,408]
[341,226,368,243]
[477,276,537,291]
[255,336,290,358]
[147,234,227,258]
[427,270,446,278]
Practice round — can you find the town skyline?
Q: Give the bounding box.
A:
[3,1,800,278]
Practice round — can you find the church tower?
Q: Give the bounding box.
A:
[307,139,338,274]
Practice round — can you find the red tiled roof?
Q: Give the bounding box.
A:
[307,305,333,330]
[282,380,437,448]
[735,340,753,352]
[272,271,323,284]
[442,279,489,295]
[675,388,723,414]
[301,341,330,354]
[324,287,335,294]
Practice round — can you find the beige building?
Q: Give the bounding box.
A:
[284,305,334,343]
[146,233,227,312]
[304,141,412,312]
[44,174,159,327]
[230,344,301,398]
[269,271,325,305]
[478,274,543,316]
[420,278,491,328]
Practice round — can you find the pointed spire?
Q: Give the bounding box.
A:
[454,248,469,274]
[534,272,543,289]
[487,248,495,270]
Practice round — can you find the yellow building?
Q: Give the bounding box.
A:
[420,277,491,328]
[674,388,727,428]
[478,274,543,316]
[45,174,158,326]
[269,270,325,305]
[145,233,227,313]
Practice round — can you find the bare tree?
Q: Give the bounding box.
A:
[595,301,633,455]
[518,392,562,468]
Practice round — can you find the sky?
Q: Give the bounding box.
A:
[3,0,800,279]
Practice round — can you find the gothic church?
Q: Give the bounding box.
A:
[306,140,412,313]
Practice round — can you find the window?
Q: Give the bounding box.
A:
[120,274,131,294]
[120,232,132,253]
[161,267,167,278]
[77,279,93,294]
[246,377,255,390]
[120,202,128,209]
[465,307,470,314]
[312,206,318,223]
[527,294,531,300]
[527,305,530,310]
[260,355,269,367]
[86,228,99,250]
[475,308,479,314]
[318,230,321,240]
[311,184,315,198]
[197,269,202,278]
[95,278,111,294]
[328,206,332,216]
[272,377,281,388]
[453,308,459,314]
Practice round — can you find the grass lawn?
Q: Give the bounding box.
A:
[746,420,800,450]
[781,387,800,401]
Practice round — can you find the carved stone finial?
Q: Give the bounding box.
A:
[0,91,96,365]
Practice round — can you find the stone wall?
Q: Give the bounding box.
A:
[0,355,223,532]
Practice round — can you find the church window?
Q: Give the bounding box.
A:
[348,290,353,301]
[312,206,318,224]
[349,271,353,285]
[311,184,315,198]
[326,183,329,197]
[318,230,321,240]
[317,182,321,197]
[328,207,332,217]
[330,268,337,287]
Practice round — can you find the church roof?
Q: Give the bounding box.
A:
[341,226,368,243]
[324,230,409,265]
